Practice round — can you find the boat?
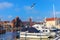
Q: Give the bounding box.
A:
[16,24,56,39]
[32,24,50,33]
[18,24,51,38]
[20,32,49,38]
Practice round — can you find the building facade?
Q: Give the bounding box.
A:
[45,18,60,29]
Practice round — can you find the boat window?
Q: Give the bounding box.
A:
[46,30,47,32]
[36,26,39,28]
[43,30,47,32]
[43,30,45,32]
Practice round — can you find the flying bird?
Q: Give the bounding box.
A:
[31,3,36,8]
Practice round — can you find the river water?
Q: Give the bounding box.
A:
[0,32,16,40]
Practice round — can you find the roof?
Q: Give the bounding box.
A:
[46,18,58,21]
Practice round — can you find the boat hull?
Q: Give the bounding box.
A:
[20,32,49,38]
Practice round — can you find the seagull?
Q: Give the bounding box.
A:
[31,3,36,8]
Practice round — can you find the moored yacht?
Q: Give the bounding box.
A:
[19,24,52,38]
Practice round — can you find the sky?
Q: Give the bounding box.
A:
[0,0,60,21]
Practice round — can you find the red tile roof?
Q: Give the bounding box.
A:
[46,18,57,21]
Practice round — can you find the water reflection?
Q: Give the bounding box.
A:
[0,32,15,40]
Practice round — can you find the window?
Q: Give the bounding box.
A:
[43,30,45,32]
[46,30,47,32]
[36,26,39,28]
[43,30,47,32]
[56,20,60,25]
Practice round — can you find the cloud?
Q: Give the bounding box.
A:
[24,6,40,14]
[8,15,12,18]
[56,12,60,14]
[15,8,20,12]
[29,16,33,19]
[24,6,32,10]
[0,2,13,9]
[0,16,3,18]
[31,10,40,14]
[36,17,40,19]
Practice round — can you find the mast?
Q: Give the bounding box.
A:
[53,4,56,26]
[53,4,55,19]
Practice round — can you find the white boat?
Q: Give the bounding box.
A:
[20,32,49,38]
[19,24,50,38]
[18,24,56,38]
[32,24,50,33]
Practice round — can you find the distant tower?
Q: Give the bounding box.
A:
[12,16,22,28]
[29,18,32,27]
